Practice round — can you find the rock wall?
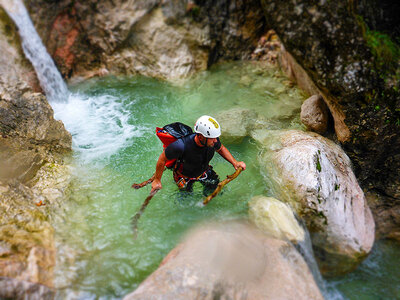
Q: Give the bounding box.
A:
[0,5,71,298]
[25,0,266,81]
[260,0,400,203]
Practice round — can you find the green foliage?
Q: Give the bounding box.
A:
[366,29,400,74]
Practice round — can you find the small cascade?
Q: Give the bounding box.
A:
[1,0,69,102]
[294,221,345,300]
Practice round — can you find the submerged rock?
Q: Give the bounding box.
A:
[124,222,323,300]
[216,108,258,143]
[253,129,375,276]
[249,195,305,243]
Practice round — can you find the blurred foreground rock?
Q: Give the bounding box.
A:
[124,222,323,300]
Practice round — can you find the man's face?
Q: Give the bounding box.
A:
[206,137,218,147]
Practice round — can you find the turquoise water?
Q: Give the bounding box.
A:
[51,61,400,299]
[327,240,400,299]
[52,61,305,298]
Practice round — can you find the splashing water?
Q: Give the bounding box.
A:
[52,93,142,163]
[1,0,69,102]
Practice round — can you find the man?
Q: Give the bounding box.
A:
[151,115,246,195]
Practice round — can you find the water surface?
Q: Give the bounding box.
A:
[51,61,399,299]
[52,61,304,298]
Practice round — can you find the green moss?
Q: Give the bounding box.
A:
[366,29,400,73]
[315,152,322,172]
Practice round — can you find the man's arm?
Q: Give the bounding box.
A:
[217,144,246,170]
[151,139,184,193]
[151,151,168,193]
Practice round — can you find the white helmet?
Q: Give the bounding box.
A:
[194,115,221,138]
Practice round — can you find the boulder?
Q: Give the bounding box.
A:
[300,95,329,134]
[216,108,258,143]
[248,195,305,243]
[252,129,375,276]
[124,222,323,300]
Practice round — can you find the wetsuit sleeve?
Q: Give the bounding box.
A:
[165,139,184,160]
[214,137,222,151]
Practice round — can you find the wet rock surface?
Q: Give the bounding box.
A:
[253,129,375,276]
[124,221,323,300]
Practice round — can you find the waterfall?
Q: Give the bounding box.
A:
[1,0,69,102]
[294,222,345,300]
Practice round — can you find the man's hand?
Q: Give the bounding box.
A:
[234,161,246,171]
[151,178,162,193]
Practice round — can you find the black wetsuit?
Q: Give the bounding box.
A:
[165,133,221,194]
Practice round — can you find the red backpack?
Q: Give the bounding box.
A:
[156,122,193,168]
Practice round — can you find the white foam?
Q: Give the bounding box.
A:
[52,92,142,163]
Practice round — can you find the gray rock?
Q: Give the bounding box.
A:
[300,95,329,134]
